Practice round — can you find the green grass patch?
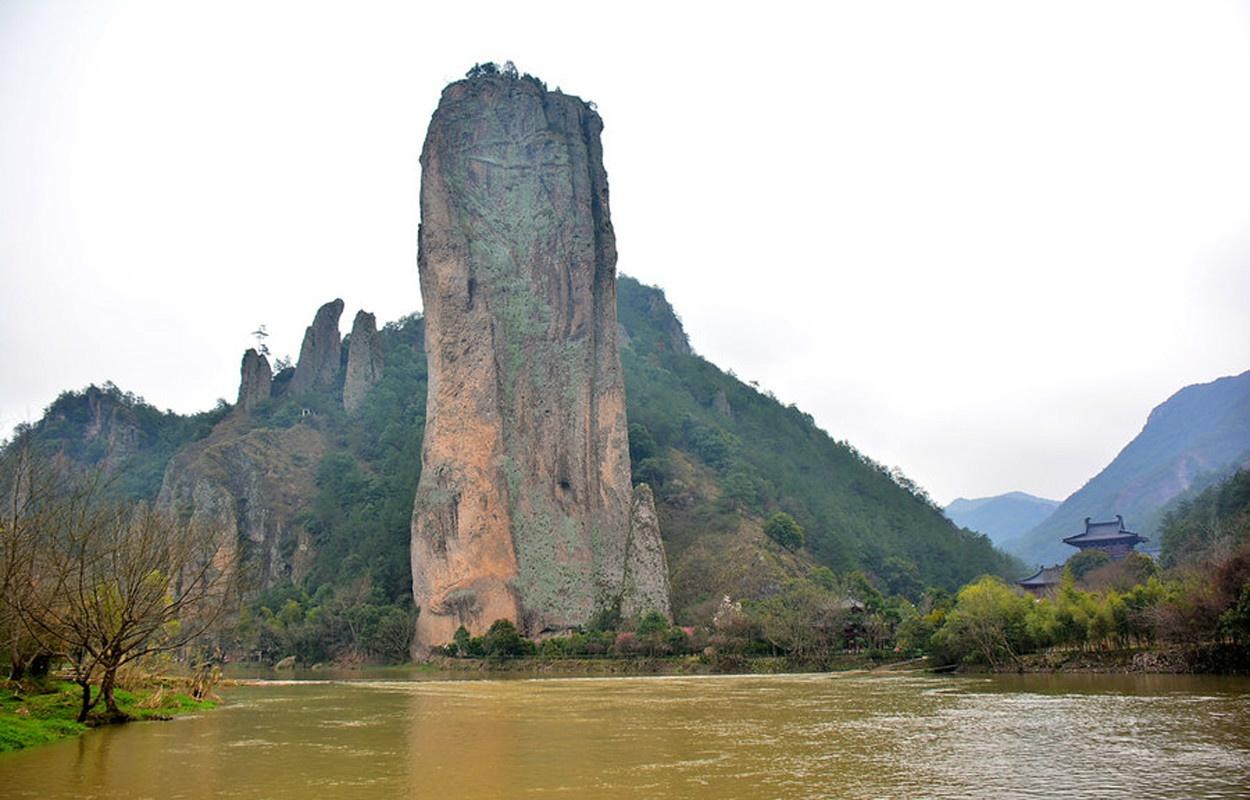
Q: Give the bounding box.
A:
[0,681,217,754]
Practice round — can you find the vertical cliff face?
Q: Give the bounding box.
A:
[411,75,670,649]
[157,421,324,587]
[343,310,384,414]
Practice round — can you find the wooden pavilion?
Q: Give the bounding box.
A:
[1062,515,1146,560]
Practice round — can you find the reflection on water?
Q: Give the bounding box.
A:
[2,672,1248,799]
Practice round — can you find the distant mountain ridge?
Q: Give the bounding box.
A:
[1011,369,1250,565]
[944,492,1059,548]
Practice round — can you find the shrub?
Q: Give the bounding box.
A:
[1066,550,1111,581]
[612,632,639,656]
[481,619,534,659]
[763,512,805,551]
[636,610,669,636]
[930,577,1035,668]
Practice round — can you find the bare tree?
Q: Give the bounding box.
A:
[1,444,69,680]
[4,452,238,721]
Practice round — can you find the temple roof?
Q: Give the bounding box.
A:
[1017,565,1064,587]
[1063,515,1147,546]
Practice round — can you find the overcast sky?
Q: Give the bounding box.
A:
[3,1,1249,505]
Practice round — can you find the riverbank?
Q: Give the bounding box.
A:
[415,650,916,675]
[0,679,217,754]
[244,651,913,679]
[959,644,1250,675]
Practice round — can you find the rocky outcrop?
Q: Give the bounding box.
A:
[71,386,143,467]
[410,75,670,650]
[157,419,325,587]
[621,484,673,619]
[237,348,272,413]
[289,299,344,395]
[343,311,384,414]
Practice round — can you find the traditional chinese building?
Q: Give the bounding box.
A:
[1062,515,1146,560]
[1016,565,1063,597]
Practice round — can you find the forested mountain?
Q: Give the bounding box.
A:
[9,383,230,501]
[616,278,1019,616]
[1157,469,1250,567]
[5,276,1020,633]
[944,492,1059,549]
[1012,370,1250,566]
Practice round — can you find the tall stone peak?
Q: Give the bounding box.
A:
[410,74,670,650]
[290,299,344,395]
[237,348,272,413]
[343,310,384,415]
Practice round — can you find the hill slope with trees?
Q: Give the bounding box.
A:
[1158,469,1250,567]
[4,276,1020,646]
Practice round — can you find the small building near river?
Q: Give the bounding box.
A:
[1016,565,1063,597]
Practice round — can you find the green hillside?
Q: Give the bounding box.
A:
[1158,468,1250,566]
[617,277,1019,610]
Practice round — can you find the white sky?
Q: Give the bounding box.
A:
[3,1,1249,506]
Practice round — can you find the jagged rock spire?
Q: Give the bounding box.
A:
[289,299,344,395]
[343,310,384,414]
[237,348,272,413]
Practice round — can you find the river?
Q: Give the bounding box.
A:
[2,672,1248,798]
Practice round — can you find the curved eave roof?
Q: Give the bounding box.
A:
[1062,532,1147,546]
[1017,566,1063,586]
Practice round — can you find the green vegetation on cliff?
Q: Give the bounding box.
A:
[224,314,426,663]
[10,383,229,500]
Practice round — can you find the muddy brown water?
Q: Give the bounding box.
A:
[2,671,1248,799]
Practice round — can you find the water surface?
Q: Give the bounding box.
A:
[2,672,1248,798]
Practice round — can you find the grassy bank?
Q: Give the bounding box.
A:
[0,680,216,754]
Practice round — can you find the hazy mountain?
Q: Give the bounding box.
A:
[1012,370,1250,566]
[944,492,1059,548]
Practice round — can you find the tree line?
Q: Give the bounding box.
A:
[928,549,1250,668]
